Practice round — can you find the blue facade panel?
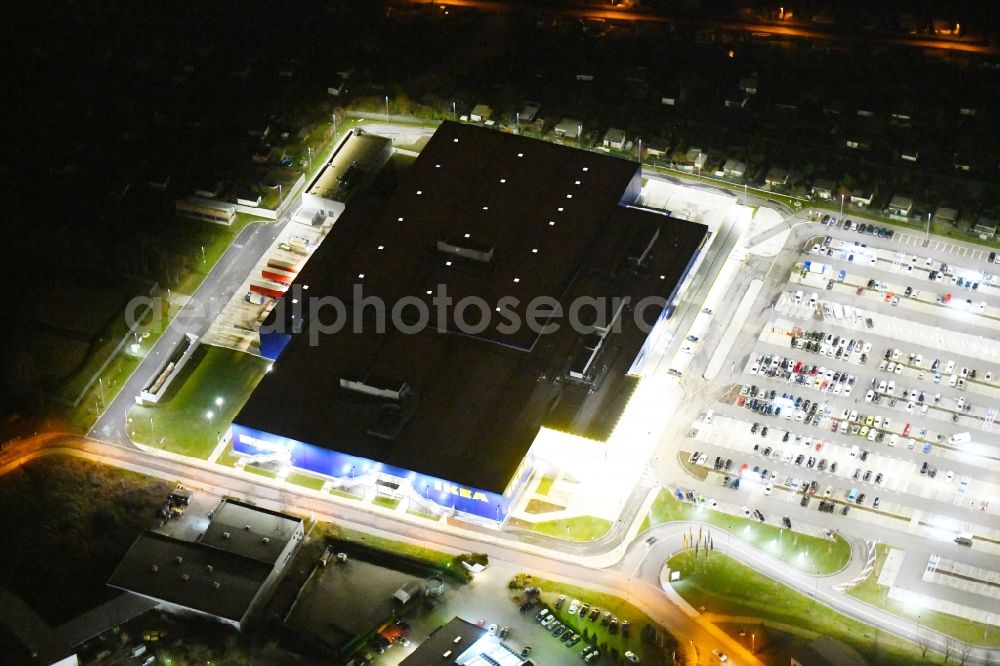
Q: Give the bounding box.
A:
[230,423,527,521]
[259,331,292,361]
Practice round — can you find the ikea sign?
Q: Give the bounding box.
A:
[433,481,489,502]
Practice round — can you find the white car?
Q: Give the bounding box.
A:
[625,651,640,664]
[946,470,955,481]
[488,623,498,636]
[764,485,773,496]
[568,599,580,615]
[713,649,729,662]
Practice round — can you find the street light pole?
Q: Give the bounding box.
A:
[839,193,845,221]
[385,95,389,118]
[926,211,932,241]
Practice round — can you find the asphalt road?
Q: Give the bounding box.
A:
[88,216,291,445]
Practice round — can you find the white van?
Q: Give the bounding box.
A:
[794,290,804,304]
[950,432,971,445]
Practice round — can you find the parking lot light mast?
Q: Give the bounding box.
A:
[385,95,389,118]
[839,193,845,222]
[926,212,932,241]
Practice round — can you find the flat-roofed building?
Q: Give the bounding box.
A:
[107,500,303,629]
[233,121,707,523]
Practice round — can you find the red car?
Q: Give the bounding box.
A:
[943,293,952,304]
[737,395,746,407]
[831,420,839,432]
[740,463,749,476]
[903,423,911,436]
[815,441,824,452]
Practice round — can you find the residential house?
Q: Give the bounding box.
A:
[469,105,493,123]
[933,207,958,225]
[722,158,747,179]
[553,119,583,140]
[602,128,627,151]
[850,185,877,208]
[887,195,913,218]
[973,215,998,238]
[519,101,540,124]
[810,178,836,200]
[765,167,789,189]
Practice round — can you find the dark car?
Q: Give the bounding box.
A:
[782,516,792,528]
[589,607,600,622]
[622,620,631,638]
[609,618,619,635]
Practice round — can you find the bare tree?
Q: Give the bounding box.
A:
[957,641,971,665]
[944,638,954,663]
[918,630,931,659]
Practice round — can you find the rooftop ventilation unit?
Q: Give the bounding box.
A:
[340,377,409,401]
[436,236,494,263]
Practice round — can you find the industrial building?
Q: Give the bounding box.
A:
[230,121,707,523]
[107,499,303,629]
[399,617,526,666]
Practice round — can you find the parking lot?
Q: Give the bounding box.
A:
[667,213,1000,624]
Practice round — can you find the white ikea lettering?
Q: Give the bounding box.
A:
[432,480,488,502]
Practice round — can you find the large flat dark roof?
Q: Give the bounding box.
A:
[237,122,706,493]
[107,531,272,623]
[400,617,487,666]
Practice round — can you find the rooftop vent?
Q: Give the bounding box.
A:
[175,556,184,564]
[206,565,214,573]
[437,237,494,263]
[245,524,252,531]
[150,565,159,573]
[181,574,189,582]
[223,532,231,539]
[262,537,270,544]
[212,582,221,590]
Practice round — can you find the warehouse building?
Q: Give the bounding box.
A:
[107,499,303,629]
[230,121,707,523]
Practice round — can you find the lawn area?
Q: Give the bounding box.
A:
[0,455,171,624]
[646,489,851,574]
[286,472,325,491]
[536,475,556,496]
[407,508,440,521]
[215,443,242,467]
[848,544,1000,648]
[515,573,677,665]
[243,465,276,479]
[373,495,401,510]
[317,523,458,572]
[530,515,612,541]
[330,488,362,500]
[127,345,270,458]
[667,550,946,664]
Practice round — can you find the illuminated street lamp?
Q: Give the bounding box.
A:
[215,396,224,408]
[385,95,389,118]
[206,410,215,424]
